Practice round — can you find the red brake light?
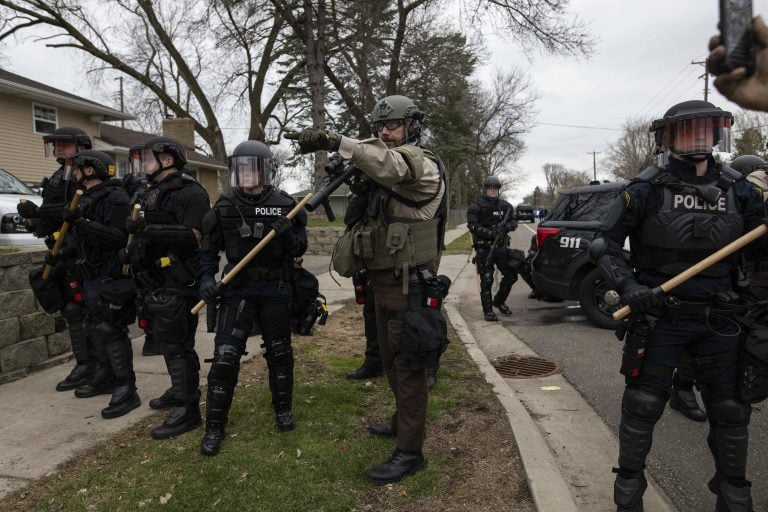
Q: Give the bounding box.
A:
[536,227,561,248]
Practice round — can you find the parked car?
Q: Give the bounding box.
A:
[0,169,44,246]
[530,181,628,329]
[516,203,535,222]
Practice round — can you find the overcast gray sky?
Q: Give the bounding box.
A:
[4,0,768,201]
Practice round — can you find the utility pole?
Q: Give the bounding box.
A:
[115,76,125,128]
[691,60,709,102]
[587,151,601,181]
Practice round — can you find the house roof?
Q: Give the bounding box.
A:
[0,68,133,122]
[97,124,227,169]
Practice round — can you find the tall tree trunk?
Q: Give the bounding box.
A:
[304,0,328,188]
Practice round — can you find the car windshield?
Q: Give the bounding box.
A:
[0,169,35,195]
[550,190,619,221]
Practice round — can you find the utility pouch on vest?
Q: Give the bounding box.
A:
[29,267,65,314]
[386,222,412,268]
[354,226,376,259]
[99,279,137,327]
[620,318,653,378]
[331,229,364,278]
[144,289,190,344]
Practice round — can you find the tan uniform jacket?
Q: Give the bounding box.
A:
[337,136,444,220]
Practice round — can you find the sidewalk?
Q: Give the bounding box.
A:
[0,225,673,511]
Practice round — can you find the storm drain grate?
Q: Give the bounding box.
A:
[491,355,560,379]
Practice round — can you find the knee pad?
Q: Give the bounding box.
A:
[208,344,241,385]
[264,338,293,368]
[480,273,494,287]
[708,396,751,427]
[622,386,667,422]
[90,321,121,345]
[61,302,83,322]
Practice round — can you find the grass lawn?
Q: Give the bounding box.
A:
[1,302,532,512]
[443,232,473,254]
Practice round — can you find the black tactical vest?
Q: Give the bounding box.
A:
[75,181,126,270]
[36,167,80,237]
[142,173,204,257]
[215,188,295,267]
[636,167,743,277]
[470,197,513,246]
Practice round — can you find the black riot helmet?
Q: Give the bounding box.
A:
[74,150,115,183]
[650,100,733,163]
[228,140,276,189]
[482,175,501,198]
[370,95,424,145]
[141,136,187,180]
[730,155,768,176]
[43,126,92,164]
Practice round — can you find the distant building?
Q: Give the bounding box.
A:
[0,67,224,200]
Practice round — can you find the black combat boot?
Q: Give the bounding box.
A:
[200,377,233,455]
[614,471,646,512]
[480,277,497,321]
[493,302,513,315]
[711,478,753,512]
[149,387,180,410]
[269,365,295,432]
[367,449,426,484]
[74,363,116,398]
[200,427,226,456]
[55,319,93,391]
[151,357,201,439]
[101,334,141,419]
[670,387,707,422]
[346,365,383,380]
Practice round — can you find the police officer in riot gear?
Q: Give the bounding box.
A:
[51,150,141,418]
[19,127,96,393]
[287,94,449,484]
[197,140,307,456]
[467,176,519,321]
[593,100,766,512]
[123,136,210,439]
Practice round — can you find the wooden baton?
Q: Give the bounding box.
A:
[612,223,768,320]
[42,190,84,280]
[122,204,142,276]
[190,193,313,315]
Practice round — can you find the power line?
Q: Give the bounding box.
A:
[535,122,620,131]
[640,68,702,117]
[636,62,693,115]
[691,60,709,101]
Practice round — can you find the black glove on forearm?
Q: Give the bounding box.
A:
[200,274,223,303]
[125,216,147,235]
[272,216,292,238]
[621,281,660,314]
[17,201,39,219]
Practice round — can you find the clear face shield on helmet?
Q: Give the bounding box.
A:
[661,116,732,156]
[229,156,274,189]
[483,185,500,198]
[129,148,145,178]
[140,148,162,177]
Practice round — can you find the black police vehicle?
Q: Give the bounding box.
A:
[516,203,535,222]
[530,181,627,329]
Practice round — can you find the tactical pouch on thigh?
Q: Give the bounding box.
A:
[739,319,768,403]
[331,229,364,278]
[144,288,190,343]
[99,279,137,327]
[396,307,449,370]
[507,248,527,272]
[620,318,653,378]
[29,266,65,314]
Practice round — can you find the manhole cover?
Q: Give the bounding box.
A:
[491,355,560,379]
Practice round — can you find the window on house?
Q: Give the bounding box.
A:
[184,168,199,181]
[117,160,130,178]
[33,104,58,134]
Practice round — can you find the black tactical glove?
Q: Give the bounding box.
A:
[505,220,518,232]
[125,215,147,235]
[126,237,147,266]
[62,207,82,225]
[475,226,495,239]
[271,216,292,237]
[285,129,341,154]
[17,201,39,219]
[116,248,130,267]
[200,274,223,303]
[44,251,60,267]
[622,281,660,314]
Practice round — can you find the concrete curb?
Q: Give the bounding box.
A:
[445,304,579,512]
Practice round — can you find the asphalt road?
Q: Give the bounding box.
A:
[502,223,767,512]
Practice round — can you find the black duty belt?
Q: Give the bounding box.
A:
[243,267,284,280]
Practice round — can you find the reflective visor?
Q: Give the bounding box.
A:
[44,140,78,159]
[663,116,732,155]
[229,156,273,188]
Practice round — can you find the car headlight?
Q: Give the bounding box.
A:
[1,213,29,233]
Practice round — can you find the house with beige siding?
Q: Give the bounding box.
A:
[0,68,224,200]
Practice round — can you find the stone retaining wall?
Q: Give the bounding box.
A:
[305,227,344,255]
[0,250,71,384]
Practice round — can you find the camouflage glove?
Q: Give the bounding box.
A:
[285,129,341,154]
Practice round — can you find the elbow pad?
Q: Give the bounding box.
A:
[596,254,636,291]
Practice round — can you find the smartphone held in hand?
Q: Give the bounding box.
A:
[718,0,756,75]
